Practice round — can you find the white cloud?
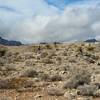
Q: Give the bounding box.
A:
[92,22,100,33]
[0,0,100,43]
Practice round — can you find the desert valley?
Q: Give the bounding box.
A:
[0,42,100,100]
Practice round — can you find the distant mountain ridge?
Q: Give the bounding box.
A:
[0,37,22,46]
[84,38,98,43]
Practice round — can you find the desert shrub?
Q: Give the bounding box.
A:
[30,45,41,53]
[25,60,35,66]
[0,46,7,57]
[40,73,50,81]
[4,64,16,71]
[21,69,38,78]
[40,73,63,82]
[63,69,91,89]
[0,58,7,66]
[68,58,76,63]
[14,54,26,62]
[24,53,34,59]
[56,57,62,62]
[45,44,53,49]
[64,91,77,100]
[76,46,83,54]
[84,52,99,60]
[86,44,95,51]
[94,89,100,97]
[0,79,9,89]
[5,51,12,57]
[47,52,57,59]
[40,51,48,58]
[91,74,100,88]
[77,84,98,96]
[47,87,64,96]
[84,53,99,63]
[62,51,68,56]
[42,58,53,64]
[49,75,63,82]
[87,58,95,63]
[8,77,34,89]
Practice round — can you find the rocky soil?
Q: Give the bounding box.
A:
[0,42,100,100]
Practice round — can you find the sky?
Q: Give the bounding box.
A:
[0,0,100,43]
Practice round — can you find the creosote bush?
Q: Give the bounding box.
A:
[76,46,83,54]
[0,46,7,57]
[86,44,96,51]
[45,44,53,49]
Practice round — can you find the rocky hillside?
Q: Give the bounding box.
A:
[0,37,22,46]
[0,43,100,100]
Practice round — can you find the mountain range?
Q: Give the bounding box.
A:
[0,36,99,46]
[0,37,22,46]
[85,38,98,43]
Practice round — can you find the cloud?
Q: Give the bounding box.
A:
[0,0,100,43]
